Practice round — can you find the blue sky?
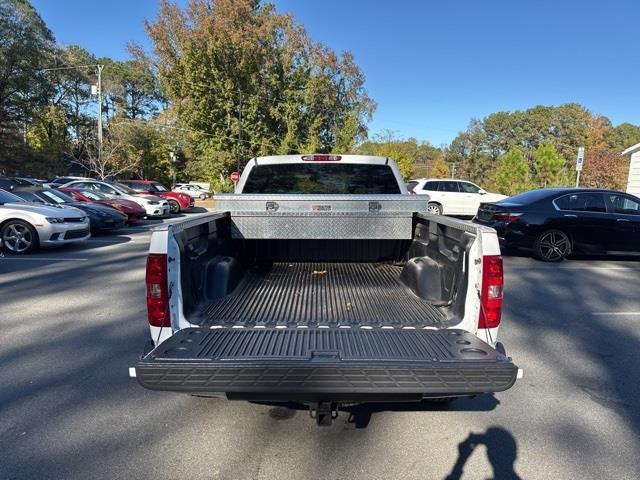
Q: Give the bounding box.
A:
[32,0,640,145]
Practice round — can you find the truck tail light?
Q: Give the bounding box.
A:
[491,212,522,223]
[146,253,170,327]
[478,255,503,329]
[301,154,341,161]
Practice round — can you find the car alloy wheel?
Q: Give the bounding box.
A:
[199,193,207,200]
[168,199,181,214]
[1,221,37,254]
[535,230,570,262]
[427,203,442,215]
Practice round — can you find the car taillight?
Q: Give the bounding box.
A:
[146,253,170,327]
[491,212,522,223]
[479,255,503,329]
[301,154,342,161]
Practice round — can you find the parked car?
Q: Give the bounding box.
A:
[15,177,45,186]
[44,176,90,188]
[132,154,518,425]
[13,187,128,232]
[60,180,170,218]
[58,187,146,224]
[408,178,507,216]
[0,177,18,191]
[474,188,640,261]
[0,188,90,254]
[173,183,211,199]
[118,180,194,213]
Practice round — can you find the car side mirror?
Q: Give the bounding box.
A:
[478,189,487,195]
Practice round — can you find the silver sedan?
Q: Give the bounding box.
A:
[0,189,90,254]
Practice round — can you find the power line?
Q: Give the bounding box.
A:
[39,64,102,72]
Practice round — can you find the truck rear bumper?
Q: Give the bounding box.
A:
[135,328,517,401]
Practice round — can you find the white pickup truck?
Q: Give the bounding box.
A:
[132,155,518,425]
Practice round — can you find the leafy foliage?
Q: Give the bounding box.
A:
[446,104,638,191]
[0,0,54,170]
[429,157,450,178]
[533,142,567,187]
[358,131,443,180]
[582,149,628,190]
[493,147,530,196]
[145,0,375,185]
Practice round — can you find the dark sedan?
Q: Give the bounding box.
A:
[13,187,128,232]
[473,188,640,261]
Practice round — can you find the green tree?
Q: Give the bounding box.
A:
[101,48,163,120]
[0,0,55,171]
[533,142,566,187]
[607,123,640,152]
[145,0,375,181]
[493,147,530,196]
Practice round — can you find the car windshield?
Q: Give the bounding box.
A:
[80,190,107,200]
[39,189,74,204]
[0,189,25,203]
[152,183,169,191]
[114,183,138,194]
[13,191,42,203]
[243,163,401,194]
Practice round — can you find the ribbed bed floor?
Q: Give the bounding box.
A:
[193,262,446,328]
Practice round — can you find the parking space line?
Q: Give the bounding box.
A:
[591,312,640,316]
[508,266,640,270]
[86,238,135,243]
[0,257,89,262]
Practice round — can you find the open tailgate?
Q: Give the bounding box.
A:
[135,328,517,401]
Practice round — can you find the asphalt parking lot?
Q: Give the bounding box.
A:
[1,221,639,480]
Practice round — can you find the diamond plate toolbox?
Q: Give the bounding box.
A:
[213,194,428,240]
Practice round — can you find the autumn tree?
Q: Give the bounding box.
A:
[493,147,530,196]
[356,131,438,180]
[581,149,628,190]
[430,157,450,178]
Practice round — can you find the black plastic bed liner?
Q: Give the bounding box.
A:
[136,328,518,400]
[192,262,447,328]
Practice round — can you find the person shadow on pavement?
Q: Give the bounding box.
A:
[445,427,521,480]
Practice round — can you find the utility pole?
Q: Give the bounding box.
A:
[170,150,177,188]
[96,65,104,163]
[236,89,243,176]
[41,64,105,161]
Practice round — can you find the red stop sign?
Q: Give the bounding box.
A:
[230,171,239,183]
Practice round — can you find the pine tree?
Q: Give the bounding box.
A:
[494,147,530,196]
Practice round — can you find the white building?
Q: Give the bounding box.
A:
[622,142,640,197]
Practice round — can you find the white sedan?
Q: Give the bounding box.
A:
[173,184,211,199]
[408,178,507,216]
[0,189,90,254]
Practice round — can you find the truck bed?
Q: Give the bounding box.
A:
[192,262,447,329]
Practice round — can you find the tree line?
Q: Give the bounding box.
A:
[1,0,639,194]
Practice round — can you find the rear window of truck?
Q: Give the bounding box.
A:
[242,163,401,194]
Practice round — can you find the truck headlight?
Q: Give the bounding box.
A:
[45,217,64,224]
